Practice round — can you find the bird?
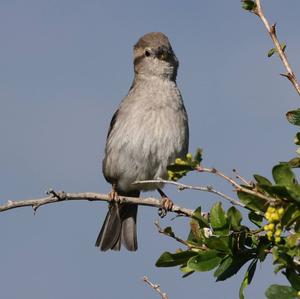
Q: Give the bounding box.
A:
[95,32,189,251]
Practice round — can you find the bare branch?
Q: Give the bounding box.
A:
[155,220,192,248]
[143,276,168,299]
[254,0,300,95]
[197,166,275,206]
[0,191,193,217]
[134,178,246,208]
[233,169,252,187]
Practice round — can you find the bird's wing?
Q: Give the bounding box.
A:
[106,108,119,140]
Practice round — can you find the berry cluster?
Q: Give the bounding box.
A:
[167,153,194,181]
[174,153,193,165]
[264,206,284,243]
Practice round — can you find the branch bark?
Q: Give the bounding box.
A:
[197,166,275,206]
[253,0,300,95]
[0,190,194,217]
[143,276,168,299]
[134,178,246,208]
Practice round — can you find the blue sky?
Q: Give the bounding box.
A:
[0,1,300,298]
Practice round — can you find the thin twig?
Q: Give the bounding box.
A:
[197,166,276,205]
[0,191,193,217]
[233,169,252,187]
[253,0,300,95]
[134,178,245,208]
[155,220,192,248]
[143,276,168,299]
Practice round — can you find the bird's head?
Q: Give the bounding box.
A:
[133,32,178,81]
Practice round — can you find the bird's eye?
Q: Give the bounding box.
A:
[144,49,151,57]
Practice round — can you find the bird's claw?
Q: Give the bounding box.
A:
[158,197,173,218]
[108,189,120,203]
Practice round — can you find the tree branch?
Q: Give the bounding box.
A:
[143,276,168,299]
[0,190,194,217]
[197,166,275,206]
[154,220,192,248]
[154,220,209,251]
[134,178,246,208]
[253,0,300,95]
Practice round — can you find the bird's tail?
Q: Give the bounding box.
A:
[95,190,139,251]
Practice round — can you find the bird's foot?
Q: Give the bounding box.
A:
[161,197,174,211]
[157,188,173,218]
[108,184,120,203]
[158,198,174,218]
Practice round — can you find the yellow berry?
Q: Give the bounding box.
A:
[264,225,269,231]
[175,158,182,164]
[268,223,275,231]
[267,206,276,213]
[275,237,281,243]
[278,207,284,216]
[267,231,273,239]
[270,212,280,222]
[186,153,193,160]
[275,229,282,237]
[265,212,271,220]
[297,290,300,297]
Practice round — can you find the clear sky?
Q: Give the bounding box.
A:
[1,1,299,298]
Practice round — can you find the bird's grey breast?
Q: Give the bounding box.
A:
[103,77,189,192]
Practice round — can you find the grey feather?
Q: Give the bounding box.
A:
[95,190,139,251]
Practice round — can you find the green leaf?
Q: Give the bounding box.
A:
[180,265,194,278]
[163,226,174,235]
[205,236,231,253]
[194,148,203,164]
[282,43,287,52]
[167,163,193,173]
[210,202,229,235]
[268,48,276,58]
[192,206,209,228]
[256,237,272,262]
[187,223,203,245]
[254,174,272,185]
[287,109,300,126]
[214,255,233,279]
[295,218,300,232]
[268,43,286,58]
[239,259,257,299]
[294,133,300,145]
[285,269,300,290]
[155,251,198,267]
[188,207,210,245]
[187,250,221,272]
[242,0,256,11]
[286,185,300,203]
[281,204,300,228]
[265,284,298,299]
[260,184,294,200]
[214,254,254,281]
[227,206,242,230]
[248,211,263,227]
[289,157,300,168]
[272,164,296,186]
[286,232,300,247]
[237,191,267,212]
